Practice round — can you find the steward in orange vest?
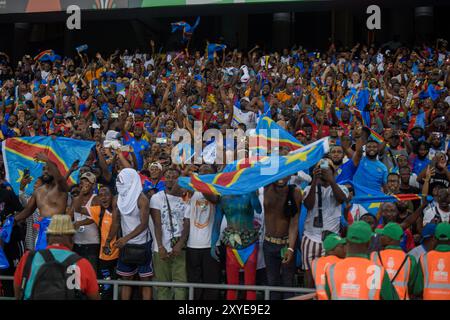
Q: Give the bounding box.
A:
[312,234,346,300]
[414,222,450,300]
[324,221,399,300]
[371,222,418,300]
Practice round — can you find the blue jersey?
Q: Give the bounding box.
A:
[124,138,150,171]
[336,159,357,184]
[353,157,388,191]
[413,157,430,175]
[143,179,165,193]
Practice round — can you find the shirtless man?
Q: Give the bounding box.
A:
[211,192,262,300]
[263,176,302,299]
[14,152,69,250]
[14,152,69,221]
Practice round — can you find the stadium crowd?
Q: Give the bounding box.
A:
[0,37,449,300]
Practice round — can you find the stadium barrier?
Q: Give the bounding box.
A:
[0,275,315,300]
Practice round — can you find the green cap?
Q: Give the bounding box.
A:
[435,222,450,241]
[347,221,373,244]
[375,222,403,241]
[323,234,346,252]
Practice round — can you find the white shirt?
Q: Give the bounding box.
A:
[303,184,349,243]
[150,191,188,253]
[120,203,149,245]
[408,245,426,263]
[349,203,369,222]
[232,106,256,129]
[289,171,312,189]
[281,56,291,65]
[74,195,100,245]
[41,70,50,82]
[184,192,215,249]
[423,205,450,225]
[409,173,420,189]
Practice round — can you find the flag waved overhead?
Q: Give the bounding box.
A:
[2,137,95,195]
[178,138,329,196]
[250,116,303,156]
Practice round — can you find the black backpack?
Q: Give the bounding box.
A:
[20,249,84,300]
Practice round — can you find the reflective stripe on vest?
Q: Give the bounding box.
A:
[328,258,381,300]
[372,250,410,299]
[314,256,342,298]
[422,252,450,291]
[329,264,339,300]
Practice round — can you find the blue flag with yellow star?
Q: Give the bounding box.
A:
[2,137,95,196]
[250,116,304,156]
[178,138,328,196]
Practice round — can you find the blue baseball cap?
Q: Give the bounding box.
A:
[422,223,437,242]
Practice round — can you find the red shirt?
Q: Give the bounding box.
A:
[14,244,99,296]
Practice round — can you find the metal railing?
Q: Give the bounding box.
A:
[0,275,315,300]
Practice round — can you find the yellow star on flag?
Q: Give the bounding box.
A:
[285,145,316,164]
[16,169,33,184]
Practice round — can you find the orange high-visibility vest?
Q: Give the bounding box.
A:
[371,250,411,300]
[312,255,342,300]
[325,257,385,300]
[419,250,450,300]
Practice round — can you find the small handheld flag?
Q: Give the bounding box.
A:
[34,50,56,62]
[76,44,89,53]
[171,16,201,43]
[207,44,227,61]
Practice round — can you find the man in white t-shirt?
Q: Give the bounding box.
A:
[422,188,450,225]
[184,164,221,300]
[301,159,349,288]
[232,97,257,129]
[150,168,189,300]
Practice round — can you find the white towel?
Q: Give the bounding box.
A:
[116,168,143,216]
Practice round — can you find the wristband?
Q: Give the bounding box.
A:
[287,247,294,253]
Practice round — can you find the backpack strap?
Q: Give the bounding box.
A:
[61,253,82,270]
[38,250,56,264]
[20,250,37,300]
[377,251,384,267]
[433,207,442,223]
[390,255,409,284]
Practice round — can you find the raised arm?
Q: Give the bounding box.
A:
[303,168,319,210]
[352,137,365,167]
[95,144,112,183]
[34,152,69,192]
[14,193,37,222]
[400,198,428,230]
